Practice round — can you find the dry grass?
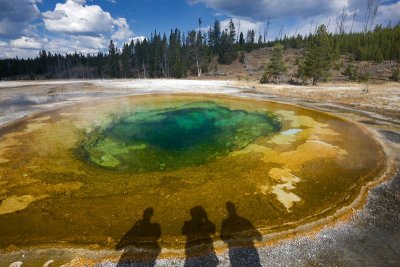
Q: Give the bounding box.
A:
[234,81,400,115]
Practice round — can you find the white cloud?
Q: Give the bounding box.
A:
[0,0,144,59]
[71,35,107,52]
[111,18,134,41]
[43,0,114,34]
[129,36,146,43]
[373,2,400,27]
[190,0,349,21]
[220,17,264,35]
[42,0,137,45]
[69,0,86,5]
[281,1,400,37]
[0,45,42,59]
[10,36,46,50]
[193,0,400,39]
[44,35,108,54]
[0,0,41,38]
[0,34,109,59]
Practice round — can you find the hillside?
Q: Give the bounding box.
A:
[206,47,399,83]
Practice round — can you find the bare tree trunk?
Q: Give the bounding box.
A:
[142,60,146,79]
[350,12,357,33]
[196,59,201,77]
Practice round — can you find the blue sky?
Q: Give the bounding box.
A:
[39,0,217,36]
[0,0,399,58]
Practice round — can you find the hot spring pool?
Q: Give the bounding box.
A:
[0,94,384,250]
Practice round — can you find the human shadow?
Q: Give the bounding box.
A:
[116,208,161,267]
[221,201,262,267]
[182,205,219,267]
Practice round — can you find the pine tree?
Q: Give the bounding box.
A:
[391,67,399,81]
[2,20,400,80]
[108,40,120,78]
[239,32,245,46]
[261,43,287,84]
[218,29,237,65]
[121,43,131,78]
[302,25,332,85]
[228,19,236,44]
[210,20,221,54]
[245,30,255,52]
[239,32,245,64]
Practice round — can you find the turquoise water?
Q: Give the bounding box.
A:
[79,102,281,171]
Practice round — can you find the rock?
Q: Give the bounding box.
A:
[0,189,8,202]
[0,194,48,215]
[43,260,54,267]
[9,262,23,267]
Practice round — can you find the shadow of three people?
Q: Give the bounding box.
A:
[116,202,261,267]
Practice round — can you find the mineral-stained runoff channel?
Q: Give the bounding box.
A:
[0,94,384,250]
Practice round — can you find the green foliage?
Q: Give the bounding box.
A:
[218,30,237,64]
[261,44,287,84]
[302,25,332,85]
[295,58,307,84]
[391,67,400,81]
[358,71,370,83]
[1,21,400,80]
[344,64,370,83]
[260,71,270,84]
[239,51,245,64]
[108,40,120,78]
[245,30,256,52]
[344,64,357,80]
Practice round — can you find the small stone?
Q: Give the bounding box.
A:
[9,262,23,267]
[0,189,8,201]
[89,244,100,249]
[43,260,54,267]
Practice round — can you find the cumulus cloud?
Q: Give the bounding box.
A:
[192,0,400,39]
[42,0,136,43]
[43,35,107,54]
[71,35,107,52]
[368,1,400,27]
[0,0,142,58]
[129,36,146,44]
[189,0,348,21]
[0,44,43,59]
[10,36,46,50]
[43,0,115,34]
[283,0,400,36]
[0,0,41,38]
[220,17,264,35]
[111,18,134,41]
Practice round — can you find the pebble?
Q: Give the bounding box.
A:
[43,260,54,267]
[9,262,23,267]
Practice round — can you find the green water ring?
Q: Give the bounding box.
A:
[77,102,281,172]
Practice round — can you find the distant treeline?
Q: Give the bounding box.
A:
[0,19,399,80]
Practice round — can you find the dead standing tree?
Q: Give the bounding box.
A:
[364,0,380,33]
